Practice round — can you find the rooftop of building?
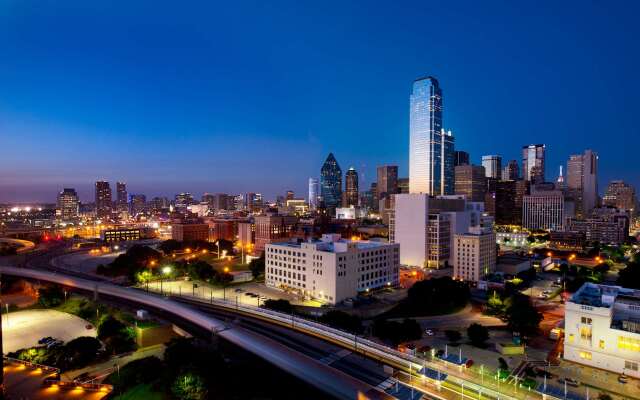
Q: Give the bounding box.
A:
[497,254,531,265]
[267,234,395,253]
[570,282,640,308]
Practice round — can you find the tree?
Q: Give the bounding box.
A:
[445,330,462,344]
[467,323,489,347]
[62,336,101,370]
[319,310,364,334]
[617,261,640,289]
[172,372,208,400]
[38,285,65,307]
[159,239,182,255]
[249,253,265,278]
[263,299,293,313]
[503,293,542,337]
[404,277,469,316]
[187,261,216,281]
[98,316,135,354]
[372,319,422,346]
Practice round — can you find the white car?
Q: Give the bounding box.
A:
[425,329,435,336]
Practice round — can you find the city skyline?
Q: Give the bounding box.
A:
[2,1,640,202]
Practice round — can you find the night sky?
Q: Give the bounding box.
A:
[1,1,639,203]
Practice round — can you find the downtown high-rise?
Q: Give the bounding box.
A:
[409,76,454,195]
[567,149,598,219]
[57,188,79,221]
[308,178,320,210]
[95,180,112,219]
[522,144,545,183]
[320,153,342,211]
[344,167,359,207]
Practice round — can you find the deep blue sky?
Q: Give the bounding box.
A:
[1,1,639,203]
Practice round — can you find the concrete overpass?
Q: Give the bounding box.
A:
[0,266,394,400]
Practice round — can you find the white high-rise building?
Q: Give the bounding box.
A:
[522,190,570,231]
[481,155,502,179]
[564,283,640,378]
[265,234,399,305]
[410,77,454,195]
[390,193,489,269]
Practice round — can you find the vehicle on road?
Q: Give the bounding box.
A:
[618,374,629,384]
[424,329,434,336]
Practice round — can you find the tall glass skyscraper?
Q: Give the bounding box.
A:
[409,76,454,194]
[320,153,342,210]
[344,167,359,207]
[522,144,545,184]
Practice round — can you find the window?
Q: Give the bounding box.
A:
[625,361,639,371]
[579,351,592,360]
[618,336,640,352]
[581,317,592,325]
[568,334,575,343]
[599,340,605,350]
[580,327,592,341]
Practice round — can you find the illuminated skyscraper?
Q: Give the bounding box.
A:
[95,180,112,219]
[308,178,320,210]
[57,188,79,221]
[522,144,545,183]
[410,76,444,194]
[501,160,519,181]
[320,153,342,211]
[116,181,127,212]
[376,165,398,202]
[567,149,598,218]
[481,155,502,179]
[344,167,359,207]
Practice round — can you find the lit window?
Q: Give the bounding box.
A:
[599,340,605,350]
[568,334,575,343]
[579,351,592,360]
[618,336,640,352]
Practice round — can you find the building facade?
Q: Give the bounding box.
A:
[567,149,598,219]
[344,167,359,207]
[57,188,79,221]
[522,190,568,231]
[254,214,298,255]
[454,151,470,166]
[522,144,545,183]
[564,283,640,378]
[481,155,502,179]
[320,153,342,211]
[116,182,128,212]
[603,180,636,216]
[410,76,454,195]
[308,178,320,210]
[501,160,519,181]
[454,165,486,202]
[453,226,496,283]
[377,165,399,202]
[95,180,112,219]
[265,234,400,305]
[171,223,209,242]
[567,208,630,245]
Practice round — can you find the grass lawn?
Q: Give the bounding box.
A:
[113,384,166,400]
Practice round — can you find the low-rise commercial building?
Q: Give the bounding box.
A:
[567,208,630,245]
[171,223,209,242]
[564,283,640,378]
[453,226,496,282]
[101,228,141,242]
[265,234,399,305]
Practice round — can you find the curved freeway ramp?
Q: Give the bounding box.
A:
[0,266,395,400]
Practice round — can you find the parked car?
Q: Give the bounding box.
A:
[618,374,629,384]
[465,359,474,368]
[559,377,580,387]
[38,336,54,345]
[425,329,435,336]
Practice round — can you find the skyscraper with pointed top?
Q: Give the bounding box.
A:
[320,153,342,211]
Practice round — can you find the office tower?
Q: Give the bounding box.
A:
[56,188,79,221]
[116,182,127,212]
[202,193,215,207]
[95,180,112,219]
[377,165,398,202]
[501,160,519,181]
[485,180,530,225]
[556,166,566,190]
[522,190,569,231]
[265,234,399,305]
[481,155,502,179]
[150,196,170,212]
[567,208,629,245]
[454,165,486,202]
[213,193,232,210]
[359,189,375,211]
[344,167,359,207]
[245,193,263,212]
[454,226,496,283]
[398,178,409,194]
[454,151,470,166]
[286,190,295,201]
[129,194,147,215]
[603,180,637,215]
[567,149,598,219]
[175,192,194,210]
[308,178,320,210]
[441,129,455,195]
[410,76,453,195]
[522,144,545,183]
[320,153,342,211]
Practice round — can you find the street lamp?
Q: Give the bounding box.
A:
[215,240,220,259]
[161,266,172,295]
[223,267,230,300]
